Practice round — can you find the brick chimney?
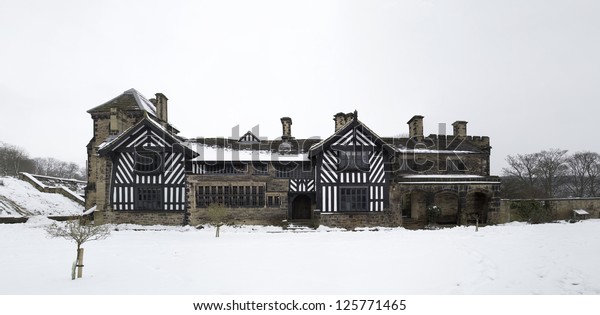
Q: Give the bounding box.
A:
[280,117,293,140]
[407,115,424,140]
[155,93,168,123]
[452,121,468,137]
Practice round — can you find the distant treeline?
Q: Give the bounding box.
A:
[0,141,86,180]
[502,149,600,199]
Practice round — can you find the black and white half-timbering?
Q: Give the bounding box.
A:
[86,89,501,228]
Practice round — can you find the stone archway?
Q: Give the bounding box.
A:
[466,191,491,223]
[291,194,312,220]
[434,191,459,224]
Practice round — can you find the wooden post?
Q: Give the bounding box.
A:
[475,216,479,232]
[71,261,76,280]
[77,248,84,278]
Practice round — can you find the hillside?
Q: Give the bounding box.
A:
[0,176,84,217]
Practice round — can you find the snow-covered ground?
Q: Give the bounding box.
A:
[0,176,84,217]
[0,217,599,295]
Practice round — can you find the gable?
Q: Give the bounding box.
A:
[239,131,260,143]
[97,116,196,158]
[308,118,395,158]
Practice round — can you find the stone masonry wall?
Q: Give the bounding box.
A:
[95,210,186,225]
[316,206,402,230]
[188,207,287,226]
[498,198,600,223]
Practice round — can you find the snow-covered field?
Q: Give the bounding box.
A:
[1,217,599,295]
[0,176,83,217]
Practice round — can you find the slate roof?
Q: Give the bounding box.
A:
[87,88,157,116]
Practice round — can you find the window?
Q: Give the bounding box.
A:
[200,162,246,174]
[136,187,162,210]
[195,184,265,208]
[275,163,312,178]
[340,188,368,212]
[135,151,162,174]
[267,195,281,208]
[338,150,369,172]
[253,163,269,175]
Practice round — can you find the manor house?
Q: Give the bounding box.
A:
[86,89,501,228]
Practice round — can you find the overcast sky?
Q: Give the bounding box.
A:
[1,0,598,174]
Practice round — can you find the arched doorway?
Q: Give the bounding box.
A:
[291,194,312,220]
[466,191,490,223]
[434,191,459,224]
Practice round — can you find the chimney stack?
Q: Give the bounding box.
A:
[155,93,168,123]
[280,117,293,140]
[452,121,468,137]
[110,107,123,135]
[407,115,424,140]
[334,112,346,132]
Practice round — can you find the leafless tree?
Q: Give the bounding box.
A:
[206,204,228,237]
[502,153,542,198]
[45,218,111,279]
[0,143,32,176]
[566,151,600,197]
[536,149,568,198]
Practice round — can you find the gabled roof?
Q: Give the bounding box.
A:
[308,116,396,158]
[87,88,157,116]
[97,114,197,158]
[239,131,260,143]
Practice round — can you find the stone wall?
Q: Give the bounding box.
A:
[18,173,85,206]
[188,207,287,226]
[316,207,402,229]
[95,210,186,225]
[498,198,600,223]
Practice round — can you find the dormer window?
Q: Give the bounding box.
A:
[338,149,370,172]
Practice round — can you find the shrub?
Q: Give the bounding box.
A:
[510,200,554,224]
[426,205,442,226]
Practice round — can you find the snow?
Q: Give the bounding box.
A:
[27,173,86,184]
[19,172,47,188]
[0,176,84,217]
[574,209,590,215]
[398,148,478,154]
[0,219,598,294]
[402,174,484,178]
[188,143,309,162]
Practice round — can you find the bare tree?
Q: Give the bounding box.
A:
[33,157,86,180]
[566,151,600,197]
[206,204,228,237]
[536,149,568,198]
[502,153,542,198]
[45,218,111,279]
[0,144,31,176]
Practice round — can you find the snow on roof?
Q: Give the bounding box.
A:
[188,143,308,162]
[573,209,589,215]
[128,88,157,115]
[402,175,484,179]
[397,148,479,154]
[87,88,157,116]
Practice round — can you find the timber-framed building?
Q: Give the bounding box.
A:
[86,89,501,228]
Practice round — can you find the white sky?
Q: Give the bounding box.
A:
[1,0,599,174]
